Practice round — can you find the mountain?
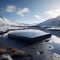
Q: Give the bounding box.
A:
[0,16,37,27]
[37,16,60,27]
[0,16,18,26]
[0,17,19,31]
[18,23,38,26]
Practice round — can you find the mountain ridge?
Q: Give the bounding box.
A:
[0,16,18,26]
[37,15,60,27]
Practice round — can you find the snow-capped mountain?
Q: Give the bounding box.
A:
[0,17,18,26]
[0,17,19,31]
[37,15,60,27]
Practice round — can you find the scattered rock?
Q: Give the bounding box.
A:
[1,54,13,60]
[7,48,26,59]
[26,54,33,60]
[0,48,6,55]
[49,46,51,48]
[0,48,26,59]
[36,51,40,55]
[11,53,21,59]
[39,51,44,54]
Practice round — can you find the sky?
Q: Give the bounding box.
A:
[0,0,60,24]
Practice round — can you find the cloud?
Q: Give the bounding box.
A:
[45,9,60,18]
[17,8,30,17]
[5,5,30,17]
[6,5,16,12]
[34,15,42,20]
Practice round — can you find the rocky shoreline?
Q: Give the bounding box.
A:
[0,48,26,60]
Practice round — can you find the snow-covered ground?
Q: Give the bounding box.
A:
[47,27,60,30]
[0,17,20,31]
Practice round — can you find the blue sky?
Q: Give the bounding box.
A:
[0,0,60,24]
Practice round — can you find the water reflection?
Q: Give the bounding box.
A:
[49,35,60,44]
[9,29,50,38]
[47,35,60,54]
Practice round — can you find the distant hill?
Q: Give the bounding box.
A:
[37,16,60,27]
[18,23,38,26]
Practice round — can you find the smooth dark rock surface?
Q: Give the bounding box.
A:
[8,29,51,43]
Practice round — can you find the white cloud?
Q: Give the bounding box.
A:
[17,8,30,17]
[34,15,42,20]
[45,9,60,18]
[6,5,16,12]
[5,5,30,17]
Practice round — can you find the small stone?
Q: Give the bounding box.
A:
[1,54,13,60]
[49,46,51,48]
[11,53,21,59]
[39,51,44,54]
[0,48,6,54]
[7,48,26,57]
[26,54,33,60]
[36,51,40,55]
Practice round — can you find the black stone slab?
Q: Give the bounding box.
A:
[0,31,4,35]
[8,29,51,43]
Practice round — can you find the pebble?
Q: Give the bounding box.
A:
[0,48,6,54]
[1,54,13,60]
[36,51,40,55]
[26,54,33,60]
[39,51,44,54]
